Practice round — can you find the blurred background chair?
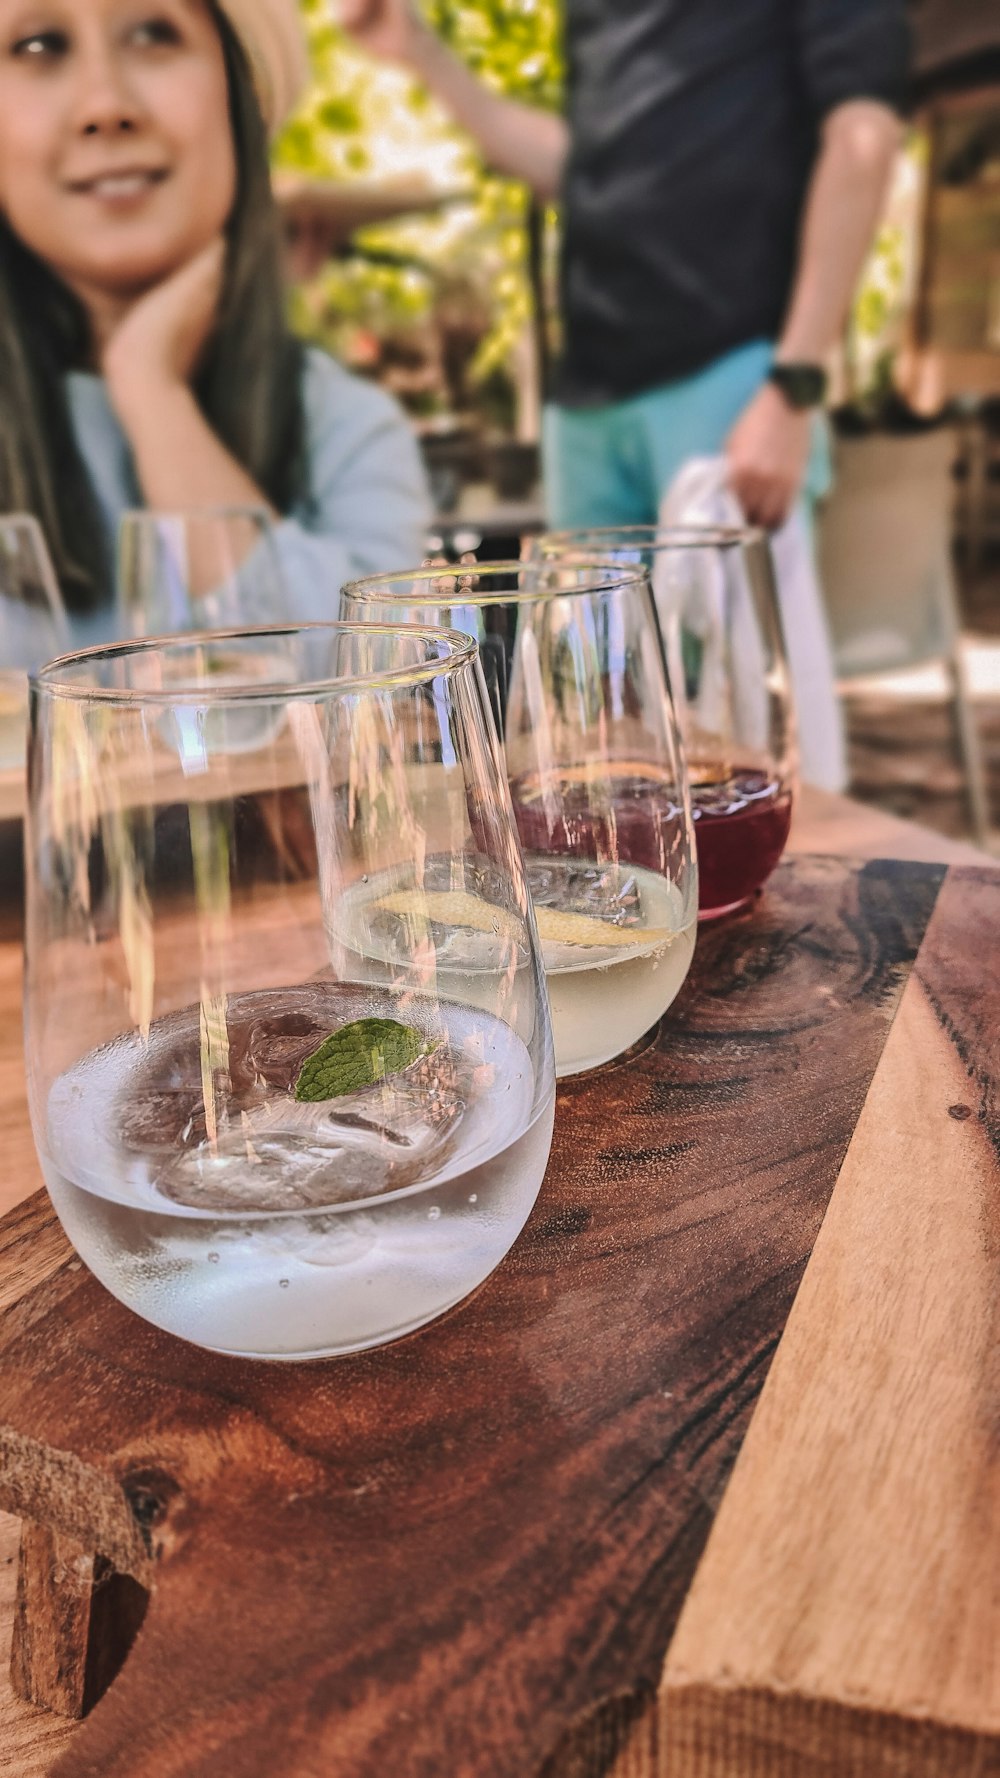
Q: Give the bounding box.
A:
[954,402,1000,573]
[817,425,993,848]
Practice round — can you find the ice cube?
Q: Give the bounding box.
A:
[118,1088,205,1153]
[524,856,641,928]
[154,1043,470,1213]
[244,1011,334,1089]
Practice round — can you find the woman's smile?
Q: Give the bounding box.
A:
[65,163,170,207]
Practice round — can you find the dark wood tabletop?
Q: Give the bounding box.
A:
[0,839,996,1778]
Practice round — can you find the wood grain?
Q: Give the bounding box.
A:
[0,791,961,1774]
[663,866,1000,1776]
[0,857,942,1778]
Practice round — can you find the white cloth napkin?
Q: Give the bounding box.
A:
[657,458,847,792]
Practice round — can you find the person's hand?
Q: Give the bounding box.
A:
[337,0,424,66]
[102,238,226,418]
[724,381,813,530]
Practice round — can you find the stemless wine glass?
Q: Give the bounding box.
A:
[25,624,555,1360]
[118,506,290,638]
[343,562,697,1077]
[534,527,797,920]
[0,514,68,773]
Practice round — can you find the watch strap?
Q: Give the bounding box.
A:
[767,361,828,410]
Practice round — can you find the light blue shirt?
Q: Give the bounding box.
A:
[62,346,431,649]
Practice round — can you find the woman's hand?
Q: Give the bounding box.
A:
[98,234,273,517]
[102,238,226,421]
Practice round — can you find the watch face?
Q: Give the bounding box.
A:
[770,364,827,410]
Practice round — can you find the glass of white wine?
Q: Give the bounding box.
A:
[118,506,290,636]
[342,561,697,1076]
[25,623,555,1359]
[118,507,297,759]
[0,514,68,776]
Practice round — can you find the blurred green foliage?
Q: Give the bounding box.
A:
[844,132,928,410]
[423,0,562,107]
[273,0,562,406]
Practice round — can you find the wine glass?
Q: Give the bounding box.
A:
[25,623,555,1359]
[118,507,298,759]
[342,562,697,1077]
[533,527,797,920]
[0,514,68,773]
[118,506,290,638]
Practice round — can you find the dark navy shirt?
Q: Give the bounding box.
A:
[555,0,909,406]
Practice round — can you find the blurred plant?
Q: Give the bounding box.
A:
[273,0,563,412]
[842,132,928,411]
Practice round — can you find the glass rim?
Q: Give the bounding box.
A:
[30,621,479,706]
[535,523,768,553]
[342,558,650,609]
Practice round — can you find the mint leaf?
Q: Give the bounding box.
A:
[294,1018,430,1103]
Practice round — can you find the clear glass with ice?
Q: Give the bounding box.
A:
[25,625,555,1359]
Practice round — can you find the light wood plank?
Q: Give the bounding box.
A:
[662,867,1000,1775]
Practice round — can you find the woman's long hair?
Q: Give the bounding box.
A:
[0,5,306,613]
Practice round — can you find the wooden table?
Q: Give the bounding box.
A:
[0,791,997,1776]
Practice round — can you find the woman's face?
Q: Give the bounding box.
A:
[0,0,236,305]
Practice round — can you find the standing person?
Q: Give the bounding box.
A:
[0,0,429,648]
[338,0,906,534]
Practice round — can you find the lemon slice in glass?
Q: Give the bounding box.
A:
[376,888,670,949]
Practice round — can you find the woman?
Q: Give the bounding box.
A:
[0,0,430,645]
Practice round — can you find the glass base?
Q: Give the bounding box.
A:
[205,1287,478,1361]
[697,891,758,922]
[556,1019,663,1080]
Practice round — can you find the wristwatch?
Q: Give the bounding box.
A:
[767,361,828,411]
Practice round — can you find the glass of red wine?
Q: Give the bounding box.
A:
[533,527,797,921]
